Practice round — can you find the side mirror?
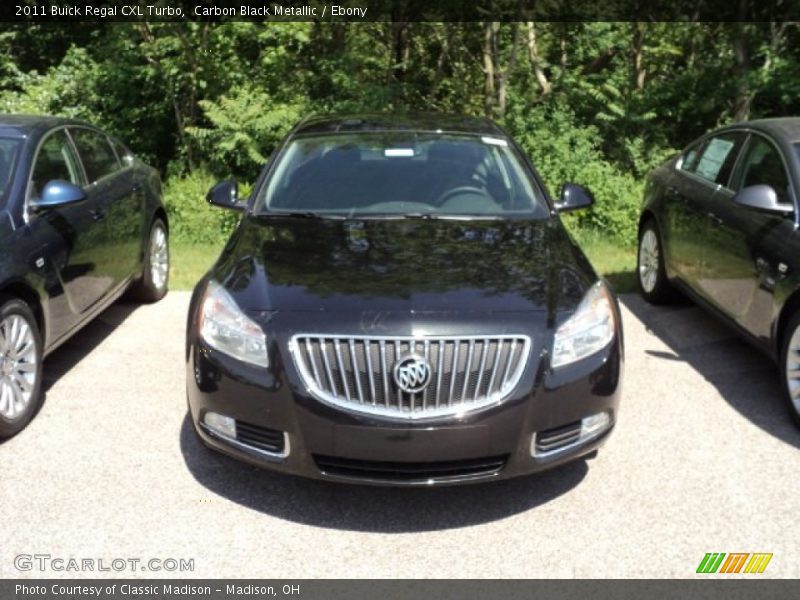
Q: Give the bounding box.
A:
[733,184,793,214]
[207,180,245,211]
[555,183,595,212]
[31,180,86,212]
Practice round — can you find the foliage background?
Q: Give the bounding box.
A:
[1,21,797,250]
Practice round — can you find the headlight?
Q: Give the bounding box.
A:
[198,279,269,368]
[551,281,616,368]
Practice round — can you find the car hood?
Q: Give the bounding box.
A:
[212,215,596,317]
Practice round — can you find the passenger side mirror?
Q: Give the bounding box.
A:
[207,180,245,211]
[30,180,87,212]
[733,184,793,215]
[555,183,595,212]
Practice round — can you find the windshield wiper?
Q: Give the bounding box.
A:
[263,211,345,220]
[401,213,501,221]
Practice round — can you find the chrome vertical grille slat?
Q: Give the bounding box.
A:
[320,340,337,397]
[348,338,364,403]
[292,335,531,420]
[364,340,376,405]
[305,339,322,388]
[487,339,503,396]
[333,340,350,402]
[501,339,518,388]
[448,341,460,406]
[422,340,430,410]
[474,339,489,401]
[435,340,444,408]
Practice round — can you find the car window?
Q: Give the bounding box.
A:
[679,139,705,173]
[681,133,745,186]
[732,136,792,205]
[110,138,135,167]
[30,130,82,199]
[70,128,120,184]
[258,133,549,218]
[0,137,21,204]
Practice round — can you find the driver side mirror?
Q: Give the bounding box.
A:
[30,180,86,212]
[207,180,245,211]
[555,183,595,212]
[733,184,793,215]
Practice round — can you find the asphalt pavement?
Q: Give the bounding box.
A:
[1,292,798,578]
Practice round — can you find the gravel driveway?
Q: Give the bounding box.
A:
[1,292,798,578]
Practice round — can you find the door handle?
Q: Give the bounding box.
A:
[707,212,723,226]
[90,209,106,222]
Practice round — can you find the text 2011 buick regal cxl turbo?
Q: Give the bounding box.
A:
[186,114,623,485]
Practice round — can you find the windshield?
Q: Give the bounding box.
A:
[0,138,21,207]
[257,132,549,218]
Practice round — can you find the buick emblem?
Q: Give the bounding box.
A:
[393,355,432,394]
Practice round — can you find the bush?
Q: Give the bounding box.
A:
[186,85,306,182]
[504,103,643,245]
[163,170,242,245]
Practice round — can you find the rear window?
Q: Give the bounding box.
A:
[0,137,21,205]
[257,133,548,218]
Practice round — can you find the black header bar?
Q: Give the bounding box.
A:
[3,0,800,23]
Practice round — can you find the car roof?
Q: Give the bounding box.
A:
[0,114,92,139]
[292,113,507,137]
[721,117,800,143]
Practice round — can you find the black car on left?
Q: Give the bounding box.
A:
[0,115,169,437]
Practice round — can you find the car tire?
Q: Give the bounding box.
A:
[779,311,800,428]
[132,218,169,302]
[637,220,673,303]
[0,296,44,438]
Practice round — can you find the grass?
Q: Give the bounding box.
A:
[168,229,639,293]
[169,241,225,290]
[569,229,638,294]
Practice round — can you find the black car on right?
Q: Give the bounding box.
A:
[637,118,800,426]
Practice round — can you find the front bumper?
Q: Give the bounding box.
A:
[186,324,622,486]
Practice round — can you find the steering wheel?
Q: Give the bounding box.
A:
[434,185,489,207]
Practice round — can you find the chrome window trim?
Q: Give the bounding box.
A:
[289,333,532,421]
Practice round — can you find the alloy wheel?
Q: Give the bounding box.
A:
[638,229,660,294]
[150,225,169,291]
[0,314,38,420]
[785,325,800,416]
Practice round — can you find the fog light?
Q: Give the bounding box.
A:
[581,411,611,437]
[531,410,613,458]
[204,412,236,439]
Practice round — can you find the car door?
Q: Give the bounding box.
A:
[26,128,108,339]
[69,127,144,290]
[665,132,746,291]
[701,133,796,342]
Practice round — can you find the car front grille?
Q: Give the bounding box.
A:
[291,335,531,419]
[313,454,508,483]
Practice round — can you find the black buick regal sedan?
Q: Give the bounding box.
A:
[187,114,623,485]
[637,117,800,426]
[0,115,169,437]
